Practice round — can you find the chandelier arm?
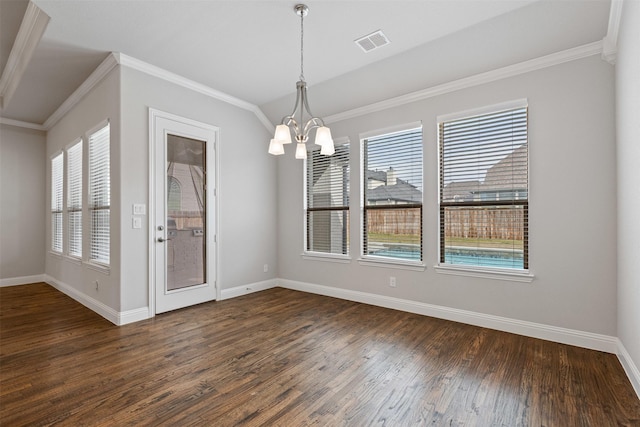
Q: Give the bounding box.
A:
[300,83,316,120]
[281,116,300,135]
[303,117,324,136]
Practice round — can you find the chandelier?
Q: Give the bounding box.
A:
[268,4,334,160]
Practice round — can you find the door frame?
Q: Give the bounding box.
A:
[148,108,221,316]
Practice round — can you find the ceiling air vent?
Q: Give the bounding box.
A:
[355,30,390,53]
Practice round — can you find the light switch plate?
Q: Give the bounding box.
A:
[132,217,142,229]
[133,204,146,215]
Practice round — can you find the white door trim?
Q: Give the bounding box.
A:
[148,108,221,317]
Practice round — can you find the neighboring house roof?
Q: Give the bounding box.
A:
[367,178,422,203]
[366,170,387,184]
[482,145,528,191]
[442,180,480,201]
[443,144,528,199]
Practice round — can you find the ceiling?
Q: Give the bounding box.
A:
[0,0,612,128]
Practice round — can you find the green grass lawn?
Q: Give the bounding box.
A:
[368,232,421,244]
[367,233,522,250]
[445,236,523,250]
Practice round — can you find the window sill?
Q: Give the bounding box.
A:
[48,250,63,258]
[84,261,111,275]
[434,264,534,283]
[302,252,352,264]
[63,255,82,265]
[358,257,426,271]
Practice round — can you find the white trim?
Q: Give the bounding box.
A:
[436,98,528,123]
[148,108,220,314]
[358,257,426,271]
[434,264,534,283]
[119,307,151,325]
[326,41,603,125]
[277,279,618,354]
[84,261,111,275]
[359,121,422,141]
[219,279,278,300]
[116,53,274,133]
[63,255,83,265]
[43,54,118,130]
[0,2,49,109]
[44,274,119,324]
[602,0,624,64]
[617,339,640,399]
[302,252,352,264]
[44,275,150,325]
[21,41,603,133]
[0,274,45,287]
[0,117,46,131]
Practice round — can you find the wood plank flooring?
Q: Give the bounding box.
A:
[1,283,639,426]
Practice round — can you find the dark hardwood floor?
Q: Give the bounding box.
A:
[1,283,639,426]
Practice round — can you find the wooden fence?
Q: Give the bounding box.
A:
[367,206,524,241]
[443,207,524,240]
[367,208,421,235]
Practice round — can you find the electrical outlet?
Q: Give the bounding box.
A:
[263,264,269,273]
[389,276,396,287]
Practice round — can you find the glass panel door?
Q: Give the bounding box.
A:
[152,109,217,314]
[166,134,206,290]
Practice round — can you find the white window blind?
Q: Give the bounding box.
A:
[306,143,350,255]
[439,105,528,270]
[88,123,110,265]
[51,153,64,253]
[67,141,82,258]
[362,127,423,261]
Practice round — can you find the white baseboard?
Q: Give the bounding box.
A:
[43,275,152,326]
[119,307,151,325]
[617,340,640,399]
[277,279,619,354]
[220,278,278,300]
[0,274,45,287]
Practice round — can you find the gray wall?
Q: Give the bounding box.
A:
[45,67,121,310]
[278,55,617,335]
[616,0,640,385]
[0,124,46,281]
[120,66,277,311]
[44,64,277,315]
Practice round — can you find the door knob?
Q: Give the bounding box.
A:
[157,237,166,242]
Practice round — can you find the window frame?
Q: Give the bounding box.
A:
[303,137,351,261]
[359,122,425,270]
[87,120,111,269]
[50,151,64,255]
[435,99,534,282]
[66,138,83,260]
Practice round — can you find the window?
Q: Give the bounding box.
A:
[306,142,350,255]
[88,123,110,265]
[362,125,423,262]
[67,140,82,258]
[439,102,528,270]
[51,153,63,253]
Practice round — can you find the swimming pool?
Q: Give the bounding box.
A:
[371,247,524,269]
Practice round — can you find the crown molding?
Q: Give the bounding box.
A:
[602,0,623,64]
[42,53,119,130]
[29,39,604,133]
[325,41,604,125]
[0,117,46,131]
[0,2,50,110]
[115,53,274,133]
